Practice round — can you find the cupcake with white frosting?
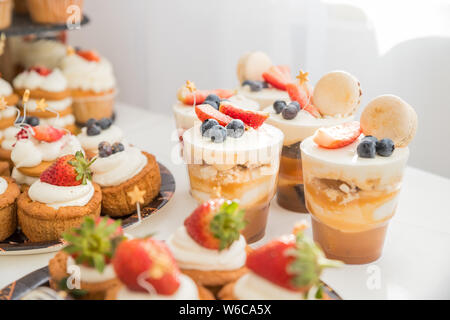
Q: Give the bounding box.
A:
[0,176,20,241]
[60,49,116,124]
[17,151,102,242]
[0,77,20,167]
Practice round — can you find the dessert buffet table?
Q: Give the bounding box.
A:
[0,103,449,300]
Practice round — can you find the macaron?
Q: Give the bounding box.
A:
[360,94,418,148]
[237,51,272,83]
[312,71,361,117]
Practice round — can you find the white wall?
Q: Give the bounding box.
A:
[69,0,450,178]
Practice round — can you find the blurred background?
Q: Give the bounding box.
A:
[68,0,450,178]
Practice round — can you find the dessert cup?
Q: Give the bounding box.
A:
[301,136,409,264]
[17,182,102,242]
[0,0,13,29]
[183,124,283,243]
[26,0,84,24]
[71,89,116,125]
[0,177,21,241]
[265,107,354,213]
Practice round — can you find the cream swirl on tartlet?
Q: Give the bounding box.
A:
[77,125,125,156]
[13,68,68,92]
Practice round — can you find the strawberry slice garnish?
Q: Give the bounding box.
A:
[29,66,52,76]
[31,125,66,143]
[76,50,101,62]
[313,121,361,149]
[219,104,268,129]
[177,88,234,105]
[40,151,95,186]
[302,104,321,118]
[195,104,233,127]
[113,238,181,295]
[286,82,309,108]
[184,199,246,251]
[262,65,292,90]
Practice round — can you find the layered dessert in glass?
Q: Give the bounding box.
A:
[183,102,283,243]
[301,95,418,264]
[266,70,361,212]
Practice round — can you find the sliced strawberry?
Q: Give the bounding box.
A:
[303,104,321,118]
[112,238,180,295]
[76,50,101,62]
[313,121,361,149]
[286,82,309,108]
[195,104,233,127]
[29,66,52,76]
[262,65,292,90]
[219,104,268,129]
[178,88,234,105]
[31,125,66,142]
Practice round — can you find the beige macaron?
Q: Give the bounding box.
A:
[312,71,361,117]
[360,94,418,148]
[237,51,272,83]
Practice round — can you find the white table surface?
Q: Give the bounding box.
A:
[1,103,450,300]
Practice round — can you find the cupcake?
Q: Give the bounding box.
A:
[17,151,101,242]
[218,224,341,300]
[60,49,116,124]
[0,77,19,134]
[90,142,161,217]
[236,51,291,109]
[14,0,28,14]
[77,118,126,159]
[105,238,214,300]
[26,0,84,24]
[0,177,20,241]
[49,217,125,300]
[20,39,67,70]
[0,0,13,29]
[11,125,82,187]
[13,66,77,133]
[167,199,249,294]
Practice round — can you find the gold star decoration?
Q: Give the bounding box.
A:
[66,45,75,56]
[185,80,196,93]
[127,186,146,205]
[292,220,308,235]
[36,98,48,112]
[296,70,309,86]
[0,96,7,111]
[0,33,5,57]
[22,89,30,103]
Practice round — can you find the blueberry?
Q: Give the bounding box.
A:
[86,118,97,128]
[262,81,269,88]
[209,125,227,143]
[96,117,112,130]
[357,140,376,158]
[87,124,101,136]
[26,116,40,127]
[281,105,299,120]
[376,138,395,157]
[201,119,219,137]
[112,142,125,154]
[289,101,301,111]
[203,100,220,110]
[242,80,264,92]
[362,135,378,144]
[98,141,113,157]
[204,94,221,110]
[273,100,287,114]
[226,119,245,138]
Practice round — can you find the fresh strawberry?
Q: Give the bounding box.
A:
[76,50,101,62]
[262,65,292,90]
[195,104,233,127]
[40,151,95,186]
[219,104,268,129]
[29,66,52,76]
[313,121,361,149]
[31,125,66,142]
[246,230,341,292]
[177,87,234,105]
[63,217,124,272]
[184,199,245,251]
[286,82,309,108]
[303,104,321,118]
[113,238,180,295]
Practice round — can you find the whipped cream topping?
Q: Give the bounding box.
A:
[1,126,21,150]
[167,226,246,271]
[60,54,116,92]
[0,78,13,96]
[237,86,290,109]
[91,146,147,187]
[0,177,7,195]
[116,274,199,300]
[183,123,283,166]
[11,167,39,185]
[20,39,67,69]
[0,107,17,120]
[234,272,319,300]
[28,180,94,209]
[39,114,75,128]
[77,125,124,152]
[66,256,116,283]
[11,134,83,168]
[13,68,68,92]
[264,106,355,145]
[27,97,72,111]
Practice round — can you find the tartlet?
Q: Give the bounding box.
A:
[0,177,21,241]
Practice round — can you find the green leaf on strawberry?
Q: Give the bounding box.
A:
[68,151,96,185]
[210,201,246,251]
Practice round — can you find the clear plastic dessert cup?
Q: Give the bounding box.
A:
[300,136,409,264]
[183,123,283,243]
[72,89,116,125]
[265,106,353,213]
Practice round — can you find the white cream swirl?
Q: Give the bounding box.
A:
[66,256,116,283]
[60,54,116,92]
[0,107,17,120]
[20,39,67,69]
[1,126,21,150]
[91,146,147,187]
[13,68,68,92]
[0,78,13,96]
[77,125,124,153]
[28,180,94,209]
[0,177,7,195]
[27,97,72,111]
[11,168,39,185]
[116,274,199,300]
[166,226,246,271]
[39,114,75,128]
